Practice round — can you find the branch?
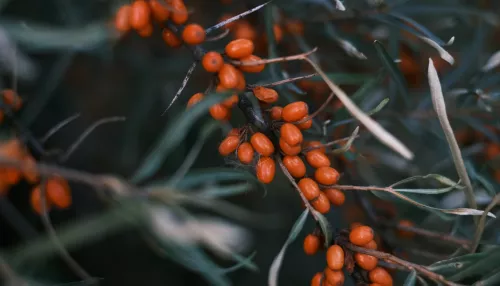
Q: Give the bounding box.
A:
[230,48,318,67]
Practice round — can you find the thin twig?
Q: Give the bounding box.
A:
[248,73,318,88]
[471,193,500,253]
[40,113,81,143]
[162,61,198,115]
[205,29,230,42]
[230,48,318,67]
[301,134,361,153]
[205,1,273,34]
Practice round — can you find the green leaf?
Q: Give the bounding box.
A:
[403,270,417,286]
[198,183,253,198]
[473,267,500,286]
[374,40,409,106]
[308,74,373,85]
[448,248,500,281]
[428,252,488,276]
[131,92,230,183]
[220,252,257,274]
[313,210,332,248]
[390,174,460,188]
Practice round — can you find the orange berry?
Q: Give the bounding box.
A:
[297,117,313,130]
[283,156,306,178]
[30,186,51,214]
[225,39,254,59]
[2,89,22,110]
[284,20,304,35]
[326,245,344,270]
[227,128,239,137]
[283,101,308,122]
[219,135,239,156]
[114,5,132,32]
[304,141,326,153]
[303,234,320,255]
[256,157,275,184]
[250,133,274,156]
[130,1,151,30]
[2,168,21,185]
[237,142,254,164]
[149,0,169,21]
[369,267,393,286]
[209,104,230,120]
[22,155,39,183]
[234,21,257,41]
[485,143,500,160]
[280,123,303,146]
[363,240,378,250]
[298,178,321,200]
[279,138,301,156]
[323,189,345,206]
[163,28,182,47]
[235,68,246,91]
[222,95,239,108]
[350,226,374,246]
[46,177,71,209]
[314,167,340,185]
[324,268,345,286]
[273,24,283,43]
[397,220,415,238]
[311,273,323,286]
[218,64,239,89]
[187,93,204,108]
[137,23,153,37]
[306,151,331,168]
[170,0,188,25]
[253,87,278,103]
[270,106,283,120]
[182,24,205,45]
[355,253,378,271]
[238,55,266,73]
[312,193,330,214]
[202,52,224,73]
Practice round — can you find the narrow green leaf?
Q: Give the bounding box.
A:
[403,270,417,286]
[367,98,390,116]
[313,210,332,248]
[390,174,459,188]
[428,252,488,276]
[198,183,252,198]
[220,252,257,274]
[374,40,409,105]
[448,248,500,281]
[473,267,500,286]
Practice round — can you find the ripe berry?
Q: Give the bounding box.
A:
[250,133,274,156]
[209,104,230,120]
[485,143,500,160]
[202,52,224,73]
[46,177,72,209]
[219,135,239,156]
[270,106,283,120]
[170,0,188,25]
[283,101,308,122]
[235,69,246,91]
[279,139,301,156]
[280,123,303,146]
[314,167,340,185]
[369,267,393,286]
[312,193,330,214]
[273,24,283,43]
[30,186,51,214]
[311,273,323,286]
[182,24,205,45]
[163,28,182,47]
[298,178,320,200]
[297,116,313,130]
[234,21,256,41]
[252,87,278,103]
[137,24,153,37]
[304,141,325,153]
[130,1,151,30]
[355,253,378,271]
[303,234,320,255]
[2,90,22,111]
[326,245,344,270]
[23,155,39,183]
[363,240,378,250]
[283,156,306,178]
[256,157,275,184]
[397,220,415,238]
[218,64,239,89]
[238,55,266,73]
[114,5,132,32]
[350,226,374,246]
[237,142,254,164]
[149,0,169,21]
[306,150,331,168]
[324,268,345,286]
[225,39,255,59]
[323,189,345,206]
[187,93,204,108]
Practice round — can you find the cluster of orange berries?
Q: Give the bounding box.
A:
[305,225,393,286]
[0,89,23,122]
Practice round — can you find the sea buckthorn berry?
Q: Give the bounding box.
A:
[306,151,331,169]
[219,135,239,156]
[182,24,205,45]
[209,104,230,120]
[46,177,72,209]
[137,24,153,37]
[283,101,308,122]
[312,193,330,214]
[130,1,151,30]
[170,0,188,25]
[279,139,301,156]
[30,186,51,214]
[485,143,500,160]
[218,64,239,89]
[298,178,320,200]
[115,5,132,32]
[369,267,393,286]
[283,156,306,178]
[311,273,323,286]
[303,234,320,255]
[187,93,204,108]
[363,240,378,250]
[280,123,303,146]
[252,87,278,103]
[355,253,378,271]
[202,52,224,73]
[326,245,344,270]
[273,24,283,43]
[256,157,275,184]
[250,133,274,156]
[225,39,255,59]
[350,225,374,246]
[235,69,246,91]
[324,268,345,286]
[304,141,326,153]
[238,55,266,73]
[3,89,22,111]
[23,155,39,183]
[237,142,254,164]
[222,95,239,108]
[323,189,345,206]
[234,21,257,41]
[297,117,313,130]
[227,128,239,137]
[2,168,21,185]
[314,167,340,185]
[163,28,182,47]
[270,106,283,120]
[397,220,415,238]
[149,0,169,21]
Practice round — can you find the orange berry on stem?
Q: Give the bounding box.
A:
[202,51,224,73]
[363,240,378,250]
[306,150,331,168]
[279,138,301,156]
[312,193,330,214]
[250,133,274,156]
[298,178,320,200]
[369,267,393,286]
[218,64,239,89]
[30,186,51,214]
[182,24,205,45]
[225,39,255,59]
[23,155,39,183]
[187,93,204,108]
[209,104,230,120]
[130,0,151,30]
[283,155,306,178]
[114,5,132,32]
[137,23,153,37]
[323,188,345,206]
[297,117,313,130]
[234,21,256,41]
[273,24,283,43]
[170,0,188,25]
[326,245,344,270]
[46,177,72,209]
[324,268,345,286]
[238,55,266,73]
[237,142,254,164]
[163,28,182,47]
[397,219,415,238]
[149,0,169,21]
[256,157,275,184]
[314,167,340,185]
[3,89,22,111]
[283,101,308,122]
[311,273,323,286]
[303,234,320,255]
[350,225,374,246]
[355,253,378,271]
[218,136,239,156]
[235,69,246,91]
[270,106,283,120]
[253,86,278,103]
[280,123,303,146]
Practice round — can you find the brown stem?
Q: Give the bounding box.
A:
[248,73,318,88]
[230,48,318,67]
[301,135,361,153]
